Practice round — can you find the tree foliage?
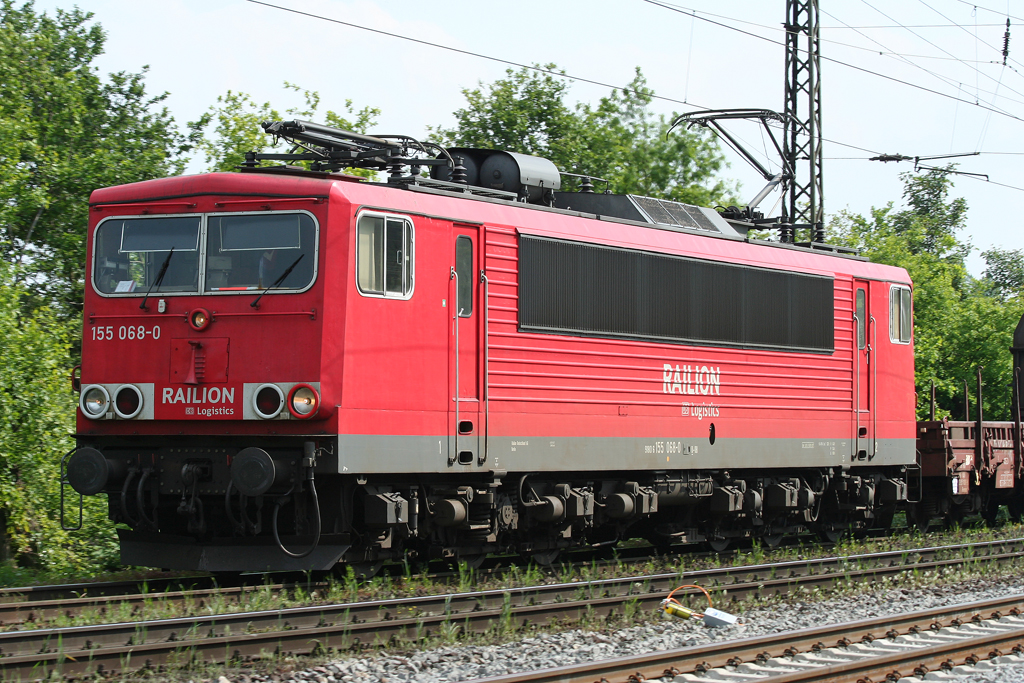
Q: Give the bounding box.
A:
[0,1,188,318]
[980,247,1024,301]
[831,170,1024,421]
[432,65,734,206]
[0,262,117,571]
[189,83,380,176]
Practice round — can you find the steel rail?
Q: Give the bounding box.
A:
[466,595,1024,683]
[0,524,978,608]
[762,625,1024,683]
[1,536,1019,628]
[0,576,213,605]
[0,581,296,627]
[1,538,1023,679]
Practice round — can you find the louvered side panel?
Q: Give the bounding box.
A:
[483,229,856,435]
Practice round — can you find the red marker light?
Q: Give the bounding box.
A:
[288,384,320,419]
[189,308,211,331]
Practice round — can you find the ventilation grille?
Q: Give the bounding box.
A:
[519,235,834,353]
[629,196,720,232]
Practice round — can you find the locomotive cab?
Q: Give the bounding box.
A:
[69,173,351,571]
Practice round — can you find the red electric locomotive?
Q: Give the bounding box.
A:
[66,121,919,572]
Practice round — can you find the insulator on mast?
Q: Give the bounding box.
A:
[1003,18,1011,66]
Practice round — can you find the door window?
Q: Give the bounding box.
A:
[855,288,866,350]
[455,236,473,317]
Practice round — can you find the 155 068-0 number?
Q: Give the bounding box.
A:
[91,325,161,341]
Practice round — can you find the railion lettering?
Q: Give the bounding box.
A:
[661,363,721,396]
[161,387,236,405]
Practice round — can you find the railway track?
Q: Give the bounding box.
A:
[0,526,903,612]
[0,575,213,605]
[1,535,1019,629]
[467,595,1024,683]
[1,536,1023,679]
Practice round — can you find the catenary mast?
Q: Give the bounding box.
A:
[784,0,824,242]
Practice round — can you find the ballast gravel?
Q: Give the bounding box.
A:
[955,661,1024,683]
[222,577,1024,683]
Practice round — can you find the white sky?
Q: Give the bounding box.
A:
[44,0,1024,274]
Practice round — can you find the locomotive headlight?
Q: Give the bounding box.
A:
[288,384,320,419]
[188,308,211,331]
[253,383,285,419]
[80,385,110,419]
[113,384,143,419]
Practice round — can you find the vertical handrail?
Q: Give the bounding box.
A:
[480,270,489,466]
[853,312,861,461]
[870,314,877,459]
[59,447,82,531]
[976,366,984,476]
[450,266,458,466]
[1014,366,1021,480]
[930,379,936,422]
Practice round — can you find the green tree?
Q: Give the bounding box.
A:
[432,65,733,205]
[980,247,1024,301]
[577,69,732,206]
[831,169,1023,420]
[431,65,588,176]
[189,83,380,176]
[0,1,189,318]
[0,262,117,572]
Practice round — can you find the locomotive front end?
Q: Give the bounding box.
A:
[67,173,345,571]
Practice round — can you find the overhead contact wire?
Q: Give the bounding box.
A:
[820,6,1024,110]
[244,0,695,108]
[640,0,1024,124]
[856,0,1024,110]
[243,0,884,158]
[653,0,1010,61]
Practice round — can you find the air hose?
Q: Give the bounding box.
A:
[272,460,322,559]
[120,467,139,526]
[136,468,158,528]
[224,480,240,529]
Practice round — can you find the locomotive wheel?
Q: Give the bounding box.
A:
[944,506,966,530]
[816,528,842,545]
[706,538,730,552]
[337,560,384,582]
[456,554,486,570]
[982,501,1003,528]
[530,549,562,566]
[906,505,930,533]
[1008,496,1024,523]
[761,534,783,548]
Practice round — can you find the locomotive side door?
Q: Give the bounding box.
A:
[853,280,874,460]
[449,225,481,466]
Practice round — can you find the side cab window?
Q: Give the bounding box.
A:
[356,212,414,299]
[889,285,912,344]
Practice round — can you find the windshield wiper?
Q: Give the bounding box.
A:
[139,248,174,310]
[251,253,304,309]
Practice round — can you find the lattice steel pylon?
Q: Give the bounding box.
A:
[784,0,824,242]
